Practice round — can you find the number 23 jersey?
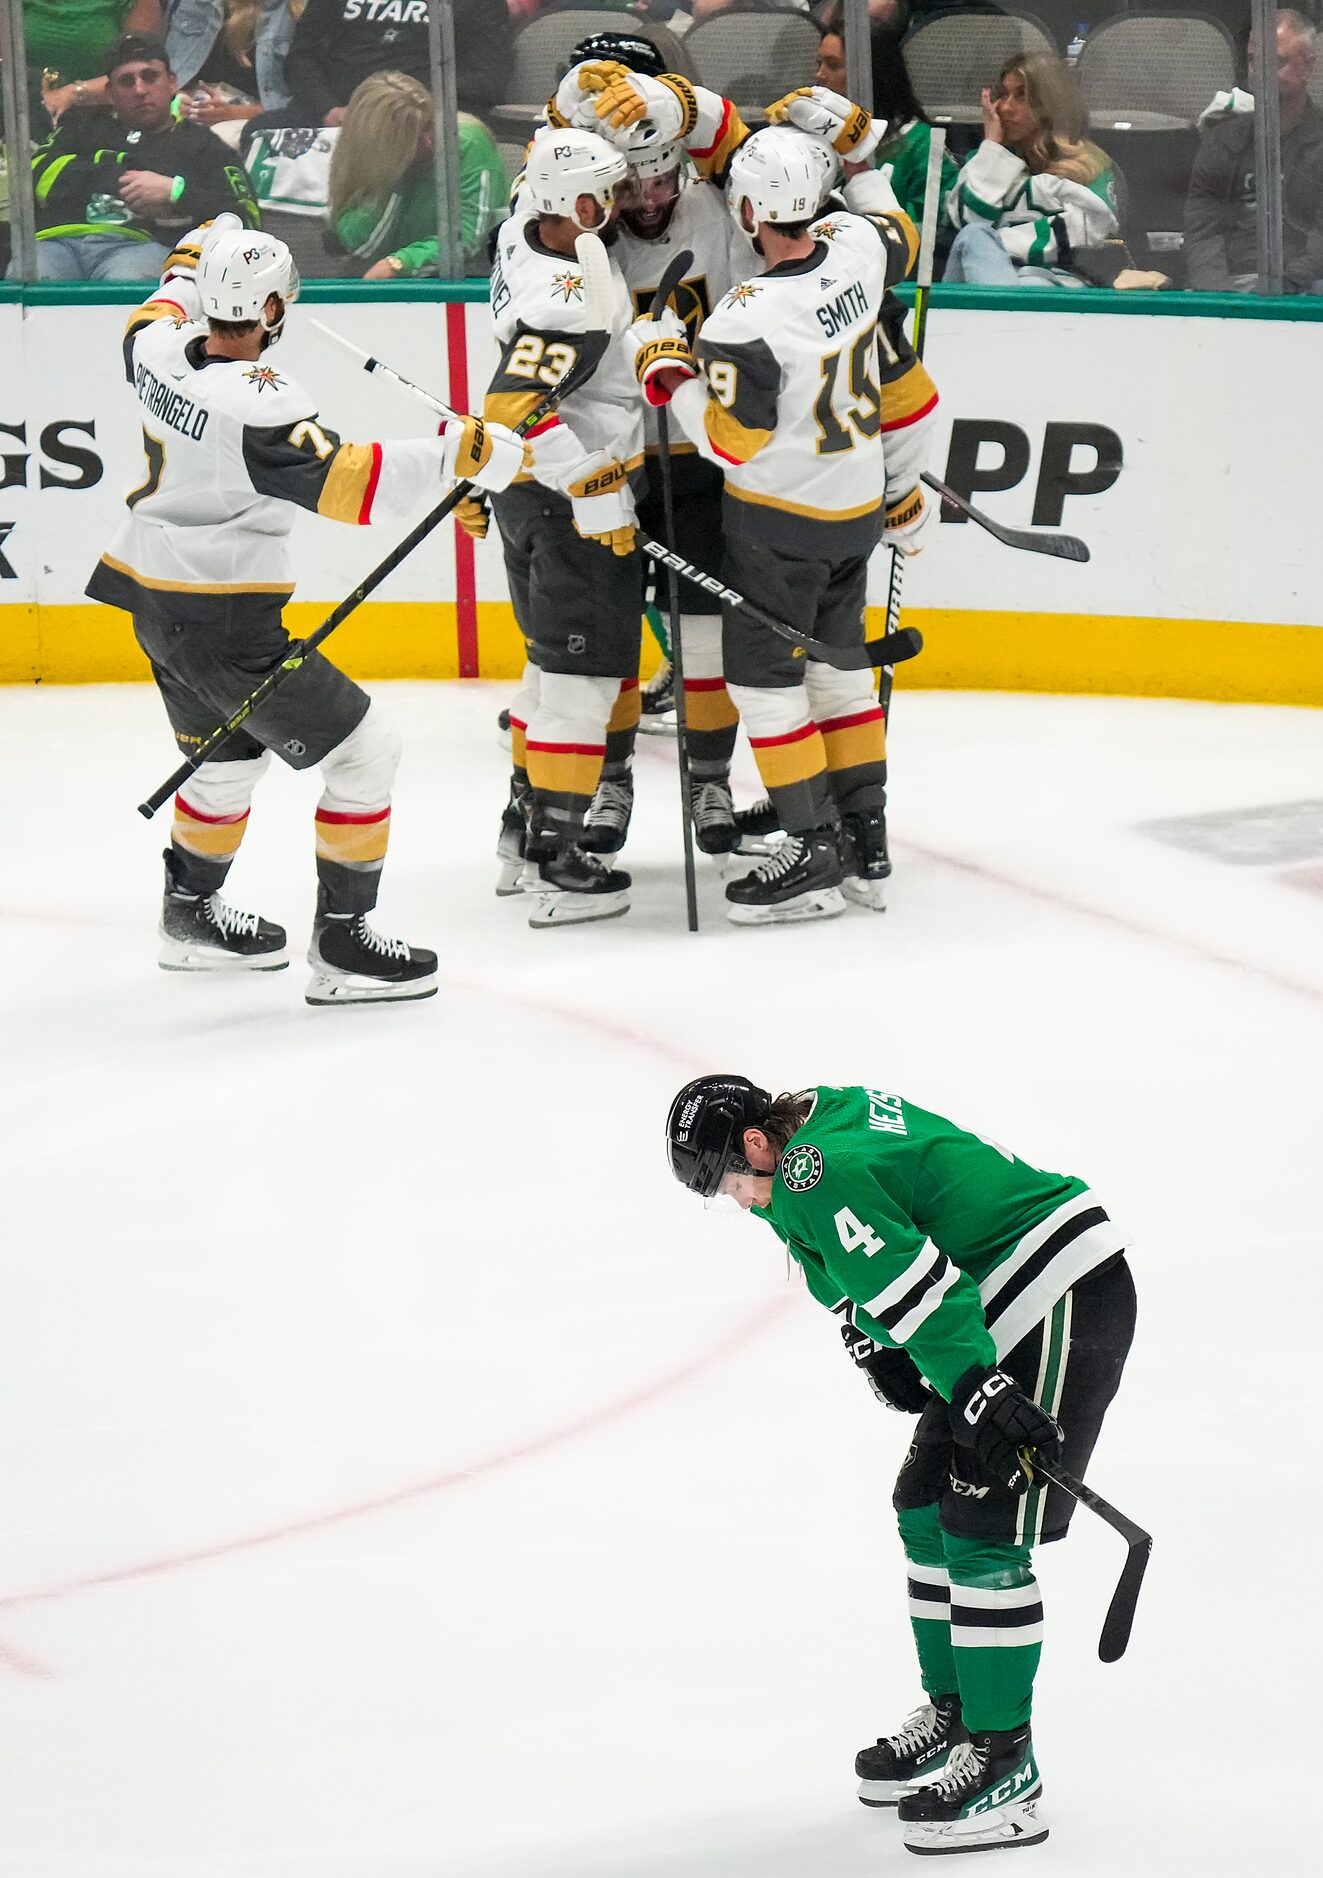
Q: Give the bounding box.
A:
[755,1086,1126,1399]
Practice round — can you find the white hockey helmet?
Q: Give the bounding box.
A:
[726,126,835,234]
[623,111,684,183]
[197,229,300,342]
[524,125,628,231]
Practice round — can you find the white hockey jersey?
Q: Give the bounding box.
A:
[614,177,754,452]
[485,212,641,481]
[670,200,919,554]
[93,277,448,605]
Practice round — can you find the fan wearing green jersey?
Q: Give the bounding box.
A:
[665,1075,1136,1858]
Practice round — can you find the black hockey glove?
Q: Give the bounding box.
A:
[840,1322,931,1414]
[948,1364,1063,1493]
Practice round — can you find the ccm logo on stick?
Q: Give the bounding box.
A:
[940,420,1122,527]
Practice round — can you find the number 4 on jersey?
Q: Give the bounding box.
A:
[835,1206,886,1258]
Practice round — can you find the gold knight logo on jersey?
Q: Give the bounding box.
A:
[551,271,584,303]
[242,366,285,393]
[722,282,762,310]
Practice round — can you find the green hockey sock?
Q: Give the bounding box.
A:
[897,1504,957,1699]
[644,603,671,661]
[942,1531,1042,1733]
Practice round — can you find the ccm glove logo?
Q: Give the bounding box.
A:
[960,1367,1015,1428]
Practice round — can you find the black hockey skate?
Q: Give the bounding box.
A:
[580,773,634,855]
[496,705,512,751]
[524,842,630,928]
[898,1724,1047,1856]
[306,907,437,1006]
[495,775,530,896]
[733,795,783,856]
[840,805,891,912]
[638,657,676,734]
[159,849,287,972]
[724,829,845,926]
[690,778,739,855]
[857,1695,966,1807]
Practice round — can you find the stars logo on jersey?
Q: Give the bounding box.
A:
[814,219,841,240]
[551,270,585,303]
[722,282,762,310]
[780,1144,823,1192]
[242,365,285,393]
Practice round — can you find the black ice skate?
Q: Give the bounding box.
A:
[305,909,438,1005]
[690,778,739,855]
[841,805,891,912]
[580,774,634,855]
[637,657,676,734]
[733,795,783,856]
[524,842,630,928]
[495,776,530,896]
[898,1724,1047,1856]
[856,1695,967,1807]
[496,705,512,751]
[724,829,845,926]
[159,849,287,972]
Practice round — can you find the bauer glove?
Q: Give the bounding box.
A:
[580,65,693,140]
[622,310,697,407]
[840,1321,931,1413]
[567,453,636,556]
[454,494,491,540]
[441,416,529,493]
[161,210,244,281]
[765,86,886,162]
[884,485,930,557]
[949,1364,1063,1494]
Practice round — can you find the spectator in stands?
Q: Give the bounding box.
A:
[326,70,507,277]
[24,1,163,130]
[1184,9,1323,293]
[276,0,511,126]
[814,7,956,229]
[944,51,1122,287]
[22,33,259,282]
[165,1,303,132]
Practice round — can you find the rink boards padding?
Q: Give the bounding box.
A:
[3,287,1322,705]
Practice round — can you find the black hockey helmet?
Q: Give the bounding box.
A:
[666,1075,773,1201]
[566,31,668,78]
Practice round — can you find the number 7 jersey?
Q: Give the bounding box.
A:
[756,1086,1127,1400]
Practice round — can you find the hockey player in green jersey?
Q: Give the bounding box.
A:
[665,1076,1136,1856]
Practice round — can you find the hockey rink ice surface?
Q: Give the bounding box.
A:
[2,679,1320,1877]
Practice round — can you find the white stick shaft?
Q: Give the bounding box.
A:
[917,127,946,291]
[309,318,460,423]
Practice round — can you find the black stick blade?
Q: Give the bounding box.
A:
[1098,1534,1152,1663]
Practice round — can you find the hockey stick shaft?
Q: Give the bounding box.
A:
[139,243,613,819]
[921,471,1091,562]
[1031,1457,1152,1663]
[640,538,922,674]
[310,320,461,424]
[648,250,700,933]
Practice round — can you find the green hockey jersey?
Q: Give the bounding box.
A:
[754,1087,1125,1400]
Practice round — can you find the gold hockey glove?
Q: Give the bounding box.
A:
[622,311,697,407]
[765,85,885,162]
[885,485,929,556]
[442,416,530,493]
[454,495,491,541]
[566,454,637,557]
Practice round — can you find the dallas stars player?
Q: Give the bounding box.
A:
[665,1076,1135,1856]
[627,124,939,924]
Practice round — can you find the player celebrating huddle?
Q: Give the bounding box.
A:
[88,219,526,1002]
[482,127,645,928]
[665,1075,1136,1855]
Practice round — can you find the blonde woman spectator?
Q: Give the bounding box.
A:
[945,51,1120,288]
[326,72,507,278]
[25,0,162,127]
[165,1,303,128]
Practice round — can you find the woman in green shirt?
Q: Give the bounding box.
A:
[24,0,162,127]
[326,69,508,280]
[813,11,956,234]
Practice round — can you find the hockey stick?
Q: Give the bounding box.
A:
[138,236,613,819]
[1030,1457,1152,1663]
[648,247,700,934]
[640,539,924,675]
[310,319,464,424]
[921,472,1091,563]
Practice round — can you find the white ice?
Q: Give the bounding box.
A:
[2,682,1321,1877]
